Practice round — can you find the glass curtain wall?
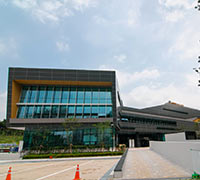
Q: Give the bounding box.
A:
[17,86,113,119]
[23,126,114,150]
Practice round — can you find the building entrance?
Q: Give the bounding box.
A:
[118,133,164,148]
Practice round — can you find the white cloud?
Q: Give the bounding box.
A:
[0,38,18,58]
[165,10,184,22]
[127,9,139,27]
[93,16,107,25]
[169,27,200,60]
[117,69,160,87]
[56,41,70,52]
[159,0,195,9]
[121,73,200,110]
[114,54,127,63]
[13,0,37,9]
[0,92,7,121]
[11,0,97,23]
[158,0,196,23]
[99,65,160,87]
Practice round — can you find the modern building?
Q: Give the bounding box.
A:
[7,67,200,149]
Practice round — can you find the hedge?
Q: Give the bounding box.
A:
[23,151,123,159]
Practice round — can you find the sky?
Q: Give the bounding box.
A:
[0,0,200,121]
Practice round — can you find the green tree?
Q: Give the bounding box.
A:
[62,118,80,152]
[93,121,111,150]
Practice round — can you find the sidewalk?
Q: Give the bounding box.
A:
[120,148,190,179]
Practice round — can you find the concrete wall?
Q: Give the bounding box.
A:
[0,153,21,160]
[150,141,200,174]
[165,132,186,141]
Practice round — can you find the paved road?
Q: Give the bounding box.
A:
[0,156,119,180]
[120,148,191,180]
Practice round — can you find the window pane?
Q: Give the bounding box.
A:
[53,87,61,103]
[106,91,112,104]
[92,106,98,114]
[77,89,84,103]
[33,106,42,118]
[84,88,91,104]
[45,87,53,103]
[25,106,34,118]
[92,89,99,104]
[42,106,51,118]
[37,87,46,103]
[61,88,69,103]
[99,89,106,104]
[99,106,105,113]
[69,88,76,103]
[17,106,25,118]
[51,105,59,118]
[106,106,112,117]
[59,105,67,118]
[76,105,83,114]
[68,105,75,114]
[29,87,37,103]
[84,106,91,114]
[20,87,29,103]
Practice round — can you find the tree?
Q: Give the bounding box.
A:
[62,118,80,152]
[93,121,111,149]
[195,0,200,10]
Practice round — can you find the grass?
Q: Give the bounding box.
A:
[0,135,23,145]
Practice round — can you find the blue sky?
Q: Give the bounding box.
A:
[0,0,200,120]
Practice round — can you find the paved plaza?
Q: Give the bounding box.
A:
[120,148,191,180]
[0,157,119,180]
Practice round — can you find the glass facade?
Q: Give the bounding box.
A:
[23,126,114,150]
[17,86,113,119]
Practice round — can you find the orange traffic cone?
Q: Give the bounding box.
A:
[5,167,11,180]
[73,164,81,180]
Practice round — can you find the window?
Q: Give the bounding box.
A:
[25,106,34,118]
[37,87,46,103]
[53,87,61,103]
[99,89,106,104]
[59,105,67,118]
[20,87,29,103]
[29,87,37,103]
[51,105,59,118]
[17,106,25,118]
[33,106,42,118]
[42,106,51,118]
[77,88,84,103]
[99,106,106,117]
[76,105,83,114]
[84,88,91,103]
[45,87,53,103]
[69,88,76,103]
[68,105,75,116]
[61,88,69,103]
[17,86,113,119]
[92,106,98,114]
[92,89,99,103]
[106,106,112,117]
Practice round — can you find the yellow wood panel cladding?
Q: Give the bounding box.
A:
[15,79,112,86]
[11,81,21,118]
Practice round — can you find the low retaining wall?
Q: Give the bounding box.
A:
[150,141,200,174]
[113,148,128,178]
[0,153,21,160]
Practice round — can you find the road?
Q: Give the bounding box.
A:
[0,156,119,180]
